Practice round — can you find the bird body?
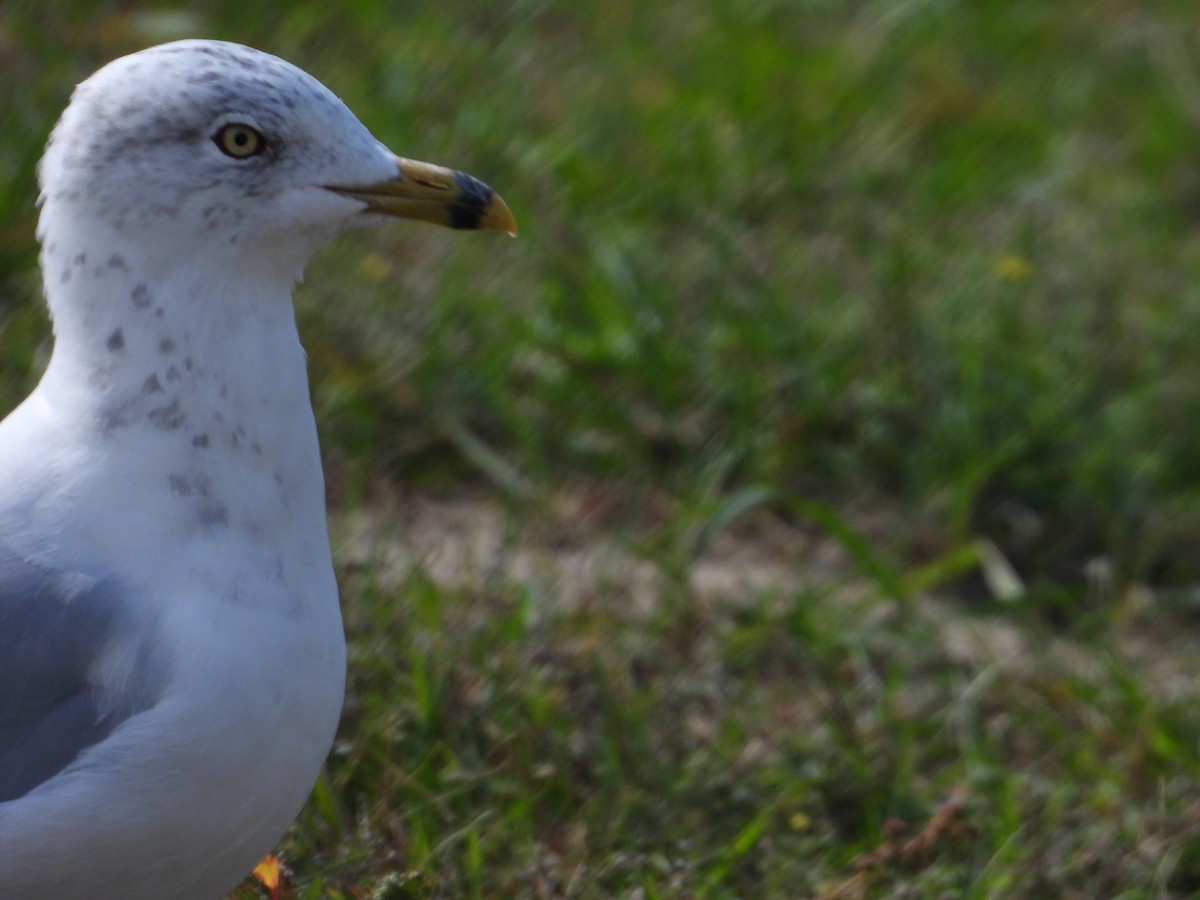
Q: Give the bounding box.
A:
[0,258,344,897]
[0,39,513,898]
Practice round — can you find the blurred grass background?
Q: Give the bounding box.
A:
[5,1,1200,897]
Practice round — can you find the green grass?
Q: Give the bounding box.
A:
[4,0,1200,895]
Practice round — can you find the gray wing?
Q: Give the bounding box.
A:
[0,551,168,802]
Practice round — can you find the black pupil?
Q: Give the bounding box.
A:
[220,126,258,156]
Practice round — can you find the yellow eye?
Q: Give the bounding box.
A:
[214,123,265,159]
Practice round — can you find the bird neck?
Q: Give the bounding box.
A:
[31,219,330,568]
[42,233,307,427]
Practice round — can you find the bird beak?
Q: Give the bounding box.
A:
[326,157,517,236]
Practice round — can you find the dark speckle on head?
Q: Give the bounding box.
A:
[167,473,192,496]
[107,253,128,271]
[131,284,152,309]
[186,70,222,85]
[106,328,125,352]
[166,365,182,383]
[192,432,210,448]
[142,374,163,394]
[159,337,175,355]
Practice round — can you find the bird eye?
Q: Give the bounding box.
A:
[214,123,266,159]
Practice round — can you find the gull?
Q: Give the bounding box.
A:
[0,39,515,898]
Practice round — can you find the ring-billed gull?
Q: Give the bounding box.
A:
[0,39,515,898]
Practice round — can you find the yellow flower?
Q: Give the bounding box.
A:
[994,253,1033,282]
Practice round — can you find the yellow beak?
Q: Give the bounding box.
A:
[326,157,517,236]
